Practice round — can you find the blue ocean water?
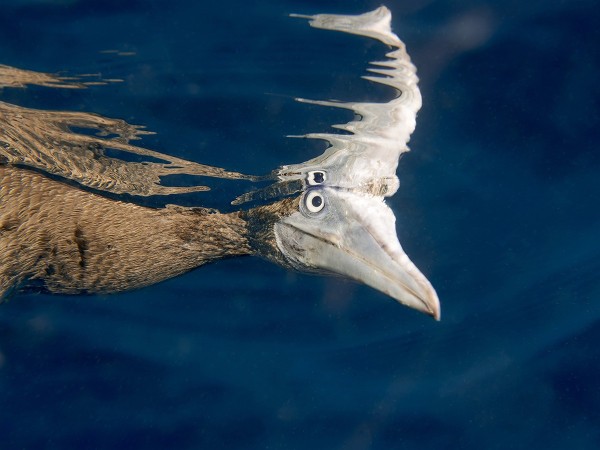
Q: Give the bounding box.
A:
[1,0,599,449]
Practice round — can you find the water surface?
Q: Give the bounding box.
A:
[0,1,599,449]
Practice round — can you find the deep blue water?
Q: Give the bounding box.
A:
[1,0,599,449]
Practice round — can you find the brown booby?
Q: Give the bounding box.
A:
[0,7,440,319]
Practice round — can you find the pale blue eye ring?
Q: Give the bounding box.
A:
[305,190,325,213]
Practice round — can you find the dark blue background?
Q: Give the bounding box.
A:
[1,0,599,448]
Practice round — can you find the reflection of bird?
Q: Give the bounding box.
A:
[0,7,440,319]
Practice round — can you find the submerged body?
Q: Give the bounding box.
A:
[0,166,250,298]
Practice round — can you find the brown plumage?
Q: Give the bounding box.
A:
[0,7,442,318]
[0,165,298,300]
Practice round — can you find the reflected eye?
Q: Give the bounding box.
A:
[307,170,326,186]
[305,190,325,213]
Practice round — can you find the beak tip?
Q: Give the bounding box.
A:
[421,299,440,321]
[389,277,441,321]
[420,289,441,321]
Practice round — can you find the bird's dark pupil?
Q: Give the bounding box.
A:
[311,195,323,208]
[313,172,324,184]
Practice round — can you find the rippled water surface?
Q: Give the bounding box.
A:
[1,0,599,448]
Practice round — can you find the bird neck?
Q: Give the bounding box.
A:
[239,196,300,269]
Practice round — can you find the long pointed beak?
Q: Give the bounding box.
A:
[281,222,440,319]
[325,231,440,319]
[276,192,440,319]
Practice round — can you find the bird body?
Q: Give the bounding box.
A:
[0,166,252,298]
[0,7,441,318]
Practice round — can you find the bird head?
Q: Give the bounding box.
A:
[236,7,440,318]
[241,170,440,320]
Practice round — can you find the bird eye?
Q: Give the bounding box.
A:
[307,170,326,186]
[305,190,325,213]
